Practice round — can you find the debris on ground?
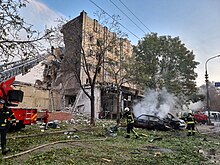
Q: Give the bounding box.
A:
[139,133,148,137]
[104,125,118,137]
[66,135,80,139]
[102,158,111,162]
[38,121,61,130]
[154,152,162,157]
[63,131,79,139]
[149,137,162,143]
[199,148,220,164]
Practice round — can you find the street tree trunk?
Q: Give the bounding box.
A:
[116,90,122,125]
[90,86,95,126]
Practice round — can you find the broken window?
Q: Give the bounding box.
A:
[93,19,98,32]
[65,95,76,106]
[112,32,116,39]
[86,78,89,84]
[104,26,108,39]
[97,39,101,46]
[88,49,93,56]
[95,53,100,60]
[89,35,94,43]
[97,66,101,74]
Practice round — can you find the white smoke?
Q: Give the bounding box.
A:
[186,88,206,111]
[133,88,178,119]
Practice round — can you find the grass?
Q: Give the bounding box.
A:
[0,121,219,165]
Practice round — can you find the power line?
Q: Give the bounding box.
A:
[109,0,146,34]
[118,0,152,33]
[89,0,140,40]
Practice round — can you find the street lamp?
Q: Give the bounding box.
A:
[205,55,220,124]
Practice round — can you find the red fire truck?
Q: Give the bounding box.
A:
[0,54,49,129]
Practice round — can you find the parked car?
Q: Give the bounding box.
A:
[134,114,171,131]
[163,113,186,130]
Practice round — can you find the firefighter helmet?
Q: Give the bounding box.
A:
[0,99,5,104]
[124,107,130,112]
[188,110,193,114]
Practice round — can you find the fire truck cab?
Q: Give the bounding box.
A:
[0,77,38,130]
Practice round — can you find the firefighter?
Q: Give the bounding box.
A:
[0,99,16,155]
[185,110,196,136]
[124,107,139,139]
[44,110,49,130]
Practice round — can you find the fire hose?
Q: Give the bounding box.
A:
[4,137,108,159]
[5,127,107,159]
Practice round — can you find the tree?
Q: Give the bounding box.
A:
[0,0,52,63]
[59,11,127,125]
[132,33,199,107]
[103,37,133,124]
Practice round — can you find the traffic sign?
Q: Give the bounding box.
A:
[215,82,220,87]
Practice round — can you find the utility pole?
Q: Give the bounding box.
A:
[205,55,220,125]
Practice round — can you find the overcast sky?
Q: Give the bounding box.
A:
[16,0,220,86]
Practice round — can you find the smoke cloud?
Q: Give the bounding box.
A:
[133,88,178,119]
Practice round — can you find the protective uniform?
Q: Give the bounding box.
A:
[185,110,196,136]
[124,107,139,139]
[44,110,49,130]
[0,99,16,155]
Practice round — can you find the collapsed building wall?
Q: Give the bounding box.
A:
[47,12,83,109]
[72,86,101,118]
[40,11,143,117]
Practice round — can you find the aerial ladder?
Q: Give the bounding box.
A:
[0,54,50,130]
[0,54,49,83]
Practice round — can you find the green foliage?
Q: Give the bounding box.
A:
[132,33,200,106]
[190,94,206,103]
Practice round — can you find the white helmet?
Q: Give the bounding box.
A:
[124,107,130,112]
[0,99,5,104]
[188,110,193,114]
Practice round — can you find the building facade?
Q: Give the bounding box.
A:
[53,11,141,118]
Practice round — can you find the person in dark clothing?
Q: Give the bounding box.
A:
[44,110,49,130]
[185,110,196,136]
[124,107,139,139]
[0,99,16,155]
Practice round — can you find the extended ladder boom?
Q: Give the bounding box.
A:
[0,54,49,84]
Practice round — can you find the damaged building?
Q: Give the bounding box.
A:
[44,11,143,118]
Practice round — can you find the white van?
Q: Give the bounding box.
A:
[204,111,220,120]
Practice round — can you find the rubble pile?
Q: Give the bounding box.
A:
[70,112,90,125]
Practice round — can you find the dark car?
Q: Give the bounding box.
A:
[134,114,171,131]
[163,113,186,130]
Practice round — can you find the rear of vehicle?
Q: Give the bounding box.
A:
[194,112,208,124]
[10,108,37,130]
